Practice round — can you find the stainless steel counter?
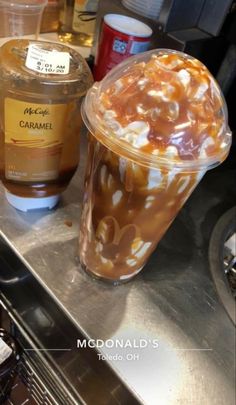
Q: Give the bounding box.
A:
[0,138,235,405]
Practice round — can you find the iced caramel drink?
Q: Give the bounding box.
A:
[79,49,232,284]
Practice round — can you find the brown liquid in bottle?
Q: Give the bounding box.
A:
[0,39,93,208]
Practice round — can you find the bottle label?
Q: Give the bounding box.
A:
[4,98,74,182]
[0,338,12,365]
[72,0,97,35]
[25,44,70,75]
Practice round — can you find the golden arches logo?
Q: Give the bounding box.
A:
[96,216,140,246]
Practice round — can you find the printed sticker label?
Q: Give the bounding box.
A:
[4,98,75,181]
[26,44,70,75]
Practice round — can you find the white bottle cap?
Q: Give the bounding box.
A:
[104,14,152,37]
[5,190,60,212]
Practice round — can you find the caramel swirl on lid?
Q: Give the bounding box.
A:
[98,53,225,161]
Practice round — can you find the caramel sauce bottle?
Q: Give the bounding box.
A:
[0,39,93,211]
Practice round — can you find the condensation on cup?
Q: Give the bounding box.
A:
[93,14,152,81]
[80,49,232,285]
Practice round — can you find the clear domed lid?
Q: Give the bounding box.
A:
[82,49,232,170]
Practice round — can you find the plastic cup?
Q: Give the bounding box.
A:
[0,0,48,39]
[79,49,232,284]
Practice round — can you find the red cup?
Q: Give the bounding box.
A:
[93,14,152,81]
